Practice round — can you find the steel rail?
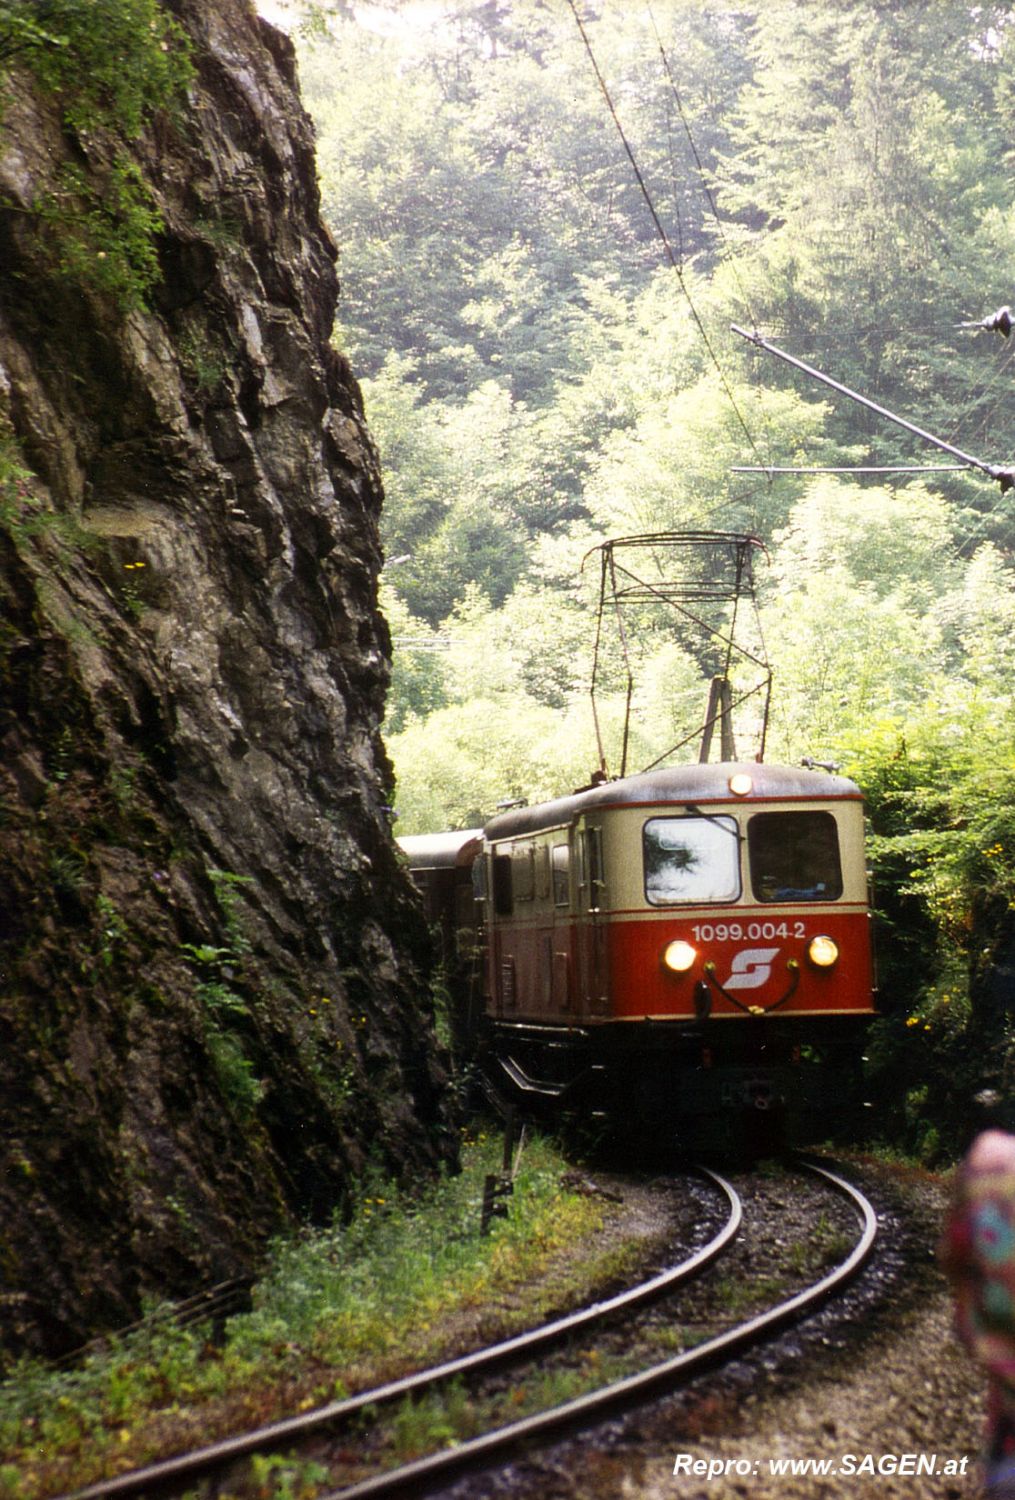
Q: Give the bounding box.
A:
[63,1169,740,1500]
[318,1159,877,1500]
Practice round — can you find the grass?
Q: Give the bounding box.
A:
[713,1273,789,1315]
[786,1212,856,1276]
[364,1346,634,1477]
[0,1131,613,1499]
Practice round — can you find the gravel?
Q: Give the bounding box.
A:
[469,1155,987,1500]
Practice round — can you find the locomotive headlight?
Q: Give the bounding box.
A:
[663,939,697,973]
[728,772,753,796]
[807,935,839,968]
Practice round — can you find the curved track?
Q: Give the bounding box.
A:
[318,1159,878,1500]
[63,1168,740,1500]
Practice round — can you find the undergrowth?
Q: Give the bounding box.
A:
[0,1132,608,1498]
[0,0,193,310]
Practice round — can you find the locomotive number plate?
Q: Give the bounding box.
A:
[691,920,806,942]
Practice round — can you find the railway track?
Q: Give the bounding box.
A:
[63,1160,877,1500]
[317,1160,877,1500]
[63,1168,738,1500]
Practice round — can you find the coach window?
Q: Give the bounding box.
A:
[643,815,741,905]
[513,844,535,902]
[552,844,570,907]
[748,811,843,902]
[535,844,551,901]
[492,852,513,916]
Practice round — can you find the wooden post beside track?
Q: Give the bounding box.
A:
[480,1106,517,1234]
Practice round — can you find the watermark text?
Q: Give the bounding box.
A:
[673,1452,971,1481]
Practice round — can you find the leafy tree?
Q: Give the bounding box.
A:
[0,0,191,134]
[389,696,600,833]
[768,478,960,611]
[760,567,941,762]
[936,543,1015,691]
[380,586,449,735]
[722,1,1015,464]
[584,362,833,539]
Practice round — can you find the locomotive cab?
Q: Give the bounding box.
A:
[478,761,875,1153]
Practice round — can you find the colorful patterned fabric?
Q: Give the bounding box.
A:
[943,1130,1015,1494]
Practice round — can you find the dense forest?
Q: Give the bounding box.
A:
[281,0,1015,1153]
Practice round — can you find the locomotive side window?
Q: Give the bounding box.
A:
[585,826,605,911]
[643,816,741,905]
[552,844,570,907]
[747,811,843,902]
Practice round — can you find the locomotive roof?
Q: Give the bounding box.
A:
[483,761,862,841]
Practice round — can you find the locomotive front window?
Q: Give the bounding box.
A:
[747,811,843,903]
[643,816,741,905]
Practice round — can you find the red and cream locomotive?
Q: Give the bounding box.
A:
[400,757,875,1152]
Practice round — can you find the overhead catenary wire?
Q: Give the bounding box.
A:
[954,481,1015,560]
[645,1,778,472]
[732,322,1015,558]
[943,310,1015,555]
[645,1,760,334]
[564,0,767,474]
[731,324,1015,492]
[731,465,968,477]
[568,1,1015,552]
[943,336,1015,454]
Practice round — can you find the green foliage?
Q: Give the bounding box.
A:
[32,158,165,309]
[830,702,1015,1156]
[0,0,193,137]
[204,1024,264,1116]
[365,362,555,624]
[0,432,83,551]
[0,0,193,309]
[0,1136,606,1492]
[197,980,249,1020]
[302,0,1015,623]
[93,894,128,969]
[302,0,1015,832]
[248,1453,330,1500]
[389,697,591,833]
[178,326,228,394]
[380,585,449,735]
[178,870,261,1116]
[207,868,254,958]
[723,0,1013,453]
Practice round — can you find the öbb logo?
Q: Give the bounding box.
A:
[722,947,780,991]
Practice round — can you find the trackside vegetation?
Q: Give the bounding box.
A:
[0,1134,622,1498]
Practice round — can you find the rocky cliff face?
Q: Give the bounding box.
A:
[0,0,454,1361]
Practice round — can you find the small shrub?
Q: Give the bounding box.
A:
[0,0,194,310]
[205,1025,263,1117]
